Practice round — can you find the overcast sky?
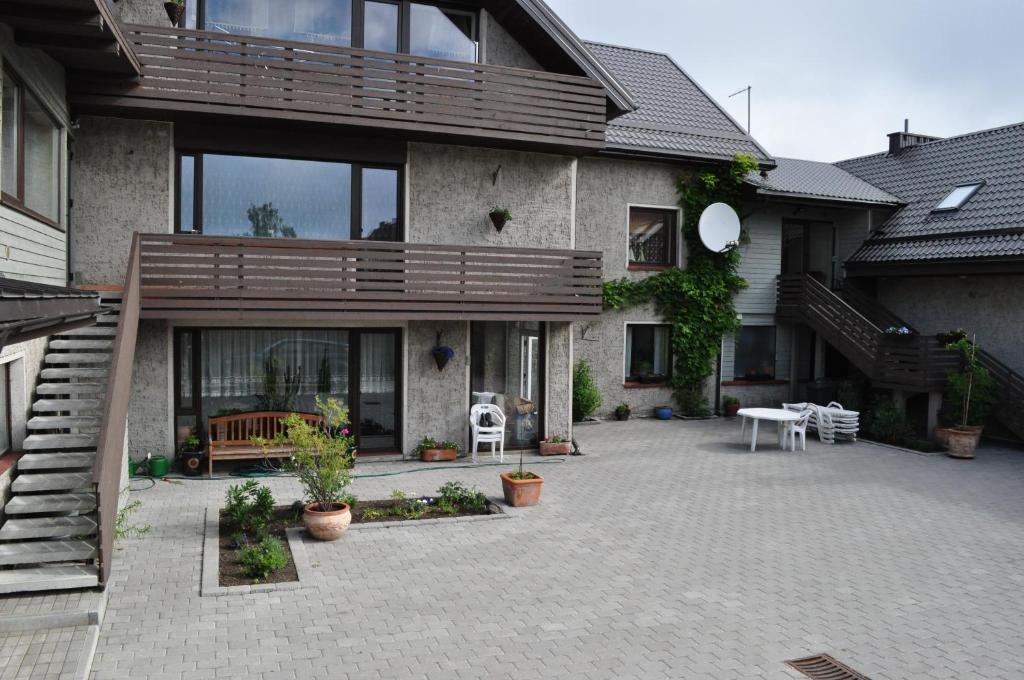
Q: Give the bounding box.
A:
[546,0,1024,162]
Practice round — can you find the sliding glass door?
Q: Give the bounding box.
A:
[470,322,545,449]
[175,328,401,453]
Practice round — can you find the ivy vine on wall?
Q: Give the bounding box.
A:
[603,153,760,415]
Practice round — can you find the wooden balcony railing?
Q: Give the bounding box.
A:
[69,24,608,153]
[136,234,603,322]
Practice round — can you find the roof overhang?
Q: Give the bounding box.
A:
[752,188,901,209]
[0,281,101,349]
[846,257,1024,278]
[0,0,140,76]
[600,144,777,169]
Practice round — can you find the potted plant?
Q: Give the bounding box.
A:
[936,328,967,346]
[261,397,355,540]
[943,335,995,459]
[431,333,455,371]
[415,436,459,462]
[164,0,185,26]
[614,402,631,421]
[489,206,512,233]
[884,325,915,340]
[654,404,674,420]
[500,450,543,507]
[539,434,571,456]
[177,430,205,477]
[722,395,741,418]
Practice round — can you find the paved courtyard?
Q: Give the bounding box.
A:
[90,419,1024,679]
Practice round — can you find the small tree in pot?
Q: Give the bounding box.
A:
[500,449,543,507]
[944,335,995,459]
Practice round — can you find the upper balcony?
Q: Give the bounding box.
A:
[68,24,610,154]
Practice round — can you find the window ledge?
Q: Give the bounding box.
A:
[1,197,63,232]
[624,381,670,389]
[628,264,674,272]
[722,380,787,386]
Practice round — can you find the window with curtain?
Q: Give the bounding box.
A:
[1,70,61,225]
[197,0,354,45]
[734,326,776,381]
[628,207,677,267]
[625,324,670,383]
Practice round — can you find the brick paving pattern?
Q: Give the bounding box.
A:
[89,419,1024,679]
[0,626,90,680]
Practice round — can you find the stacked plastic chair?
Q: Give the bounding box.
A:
[783,402,860,443]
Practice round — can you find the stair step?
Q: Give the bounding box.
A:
[18,452,96,470]
[0,565,98,594]
[35,383,107,396]
[33,399,102,413]
[40,368,109,380]
[4,493,96,514]
[12,472,93,493]
[56,325,116,337]
[0,516,97,540]
[45,353,111,365]
[48,340,112,351]
[23,434,98,451]
[28,416,101,430]
[0,539,97,566]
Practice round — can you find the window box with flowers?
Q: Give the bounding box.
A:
[539,435,571,456]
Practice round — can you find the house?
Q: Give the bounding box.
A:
[0,0,772,593]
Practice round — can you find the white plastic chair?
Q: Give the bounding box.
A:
[469,403,506,463]
[785,409,815,451]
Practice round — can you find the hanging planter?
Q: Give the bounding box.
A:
[431,334,454,371]
[164,1,186,27]
[489,206,512,233]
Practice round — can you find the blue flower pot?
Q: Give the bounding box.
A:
[654,407,673,420]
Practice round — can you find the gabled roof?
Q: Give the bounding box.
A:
[582,42,773,166]
[746,157,901,206]
[839,121,1024,268]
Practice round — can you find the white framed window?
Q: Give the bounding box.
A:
[934,183,983,212]
[624,323,671,384]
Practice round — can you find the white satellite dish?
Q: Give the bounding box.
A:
[698,202,741,253]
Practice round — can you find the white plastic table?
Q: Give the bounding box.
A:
[738,408,800,452]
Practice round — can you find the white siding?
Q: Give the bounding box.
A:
[735,210,782,315]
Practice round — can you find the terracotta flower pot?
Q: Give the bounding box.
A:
[724,403,740,418]
[500,472,543,507]
[933,426,954,448]
[539,441,571,456]
[946,427,982,459]
[421,447,457,462]
[303,502,351,541]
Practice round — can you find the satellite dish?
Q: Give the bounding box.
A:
[698,202,741,253]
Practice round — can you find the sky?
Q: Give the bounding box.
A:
[545,0,1024,162]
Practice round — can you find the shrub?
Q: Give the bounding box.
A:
[675,385,710,417]
[866,398,911,445]
[224,480,275,537]
[436,481,487,513]
[237,536,288,580]
[572,360,601,422]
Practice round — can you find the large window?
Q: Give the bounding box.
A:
[628,207,677,268]
[175,328,401,452]
[734,326,776,381]
[471,321,545,449]
[624,324,671,384]
[1,70,61,225]
[177,153,401,241]
[187,1,478,62]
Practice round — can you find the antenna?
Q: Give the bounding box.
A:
[698,203,742,253]
[729,85,751,134]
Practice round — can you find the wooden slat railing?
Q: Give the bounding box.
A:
[69,24,608,152]
[93,236,142,586]
[137,233,603,322]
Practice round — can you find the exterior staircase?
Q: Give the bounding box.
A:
[0,303,119,594]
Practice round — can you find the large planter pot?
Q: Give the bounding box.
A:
[724,403,740,418]
[500,472,543,507]
[946,427,982,459]
[421,447,457,462]
[933,427,954,448]
[539,441,571,456]
[303,502,352,541]
[654,406,674,420]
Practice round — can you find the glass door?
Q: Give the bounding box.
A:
[470,321,545,449]
[354,330,400,451]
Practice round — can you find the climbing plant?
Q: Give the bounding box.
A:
[603,153,759,415]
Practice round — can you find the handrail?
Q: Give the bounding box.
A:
[92,234,142,586]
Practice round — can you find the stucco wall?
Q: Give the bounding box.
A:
[70,116,172,286]
[877,274,1024,375]
[546,322,572,436]
[129,321,172,458]
[404,321,468,457]
[481,10,544,70]
[116,0,171,25]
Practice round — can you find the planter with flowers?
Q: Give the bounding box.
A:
[884,325,915,341]
[414,436,460,462]
[431,334,455,371]
[539,434,571,456]
[500,450,543,507]
[489,206,512,233]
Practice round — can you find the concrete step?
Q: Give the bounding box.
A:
[23,434,98,451]
[0,539,97,566]
[40,368,109,380]
[12,472,93,493]
[33,399,102,413]
[45,353,111,365]
[0,565,98,594]
[0,516,97,541]
[28,416,101,430]
[48,340,112,351]
[18,452,96,470]
[56,326,116,337]
[35,383,107,397]
[4,493,96,515]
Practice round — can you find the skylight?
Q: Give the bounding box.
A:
[934,183,983,211]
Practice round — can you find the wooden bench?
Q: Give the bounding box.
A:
[206,411,324,477]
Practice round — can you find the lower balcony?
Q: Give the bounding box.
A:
[133,233,602,322]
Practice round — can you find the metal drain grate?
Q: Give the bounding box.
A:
[786,654,873,680]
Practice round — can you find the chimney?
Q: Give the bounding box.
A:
[888,119,941,155]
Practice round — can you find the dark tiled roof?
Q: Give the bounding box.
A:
[584,41,772,165]
[838,122,1024,265]
[746,157,900,205]
[0,278,100,347]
